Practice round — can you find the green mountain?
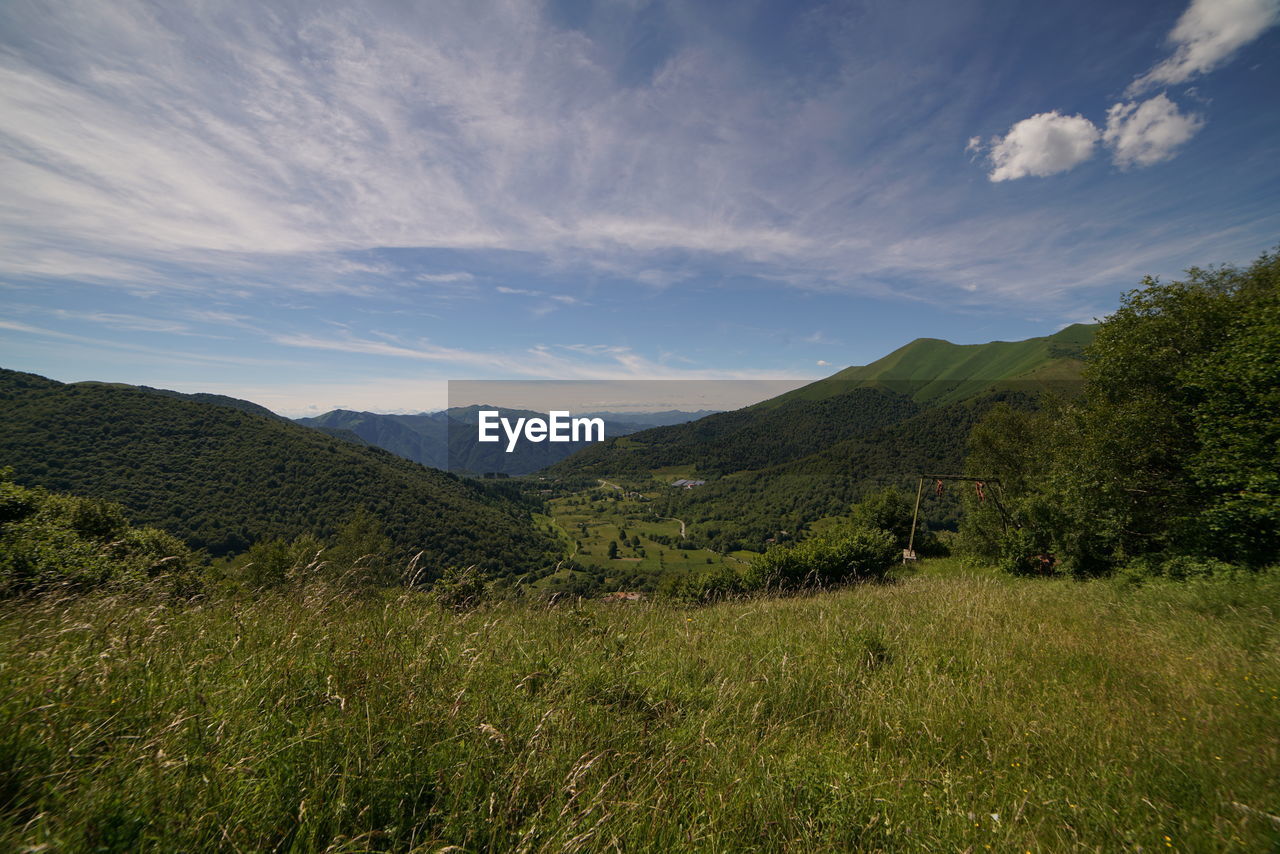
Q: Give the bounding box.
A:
[545,326,1093,550]
[0,369,559,573]
[772,323,1094,405]
[549,387,921,478]
[297,409,451,468]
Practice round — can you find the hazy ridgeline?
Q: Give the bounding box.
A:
[2,566,1277,852]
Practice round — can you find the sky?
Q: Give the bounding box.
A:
[1,0,1277,416]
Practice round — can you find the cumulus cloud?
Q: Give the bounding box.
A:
[986,112,1100,182]
[977,0,1275,182]
[1103,94,1205,168]
[816,359,831,366]
[1128,0,1280,95]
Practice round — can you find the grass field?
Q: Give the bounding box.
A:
[2,565,1277,851]
[546,483,745,586]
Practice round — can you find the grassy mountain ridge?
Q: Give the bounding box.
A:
[770,322,1094,405]
[0,368,559,572]
[551,325,1092,484]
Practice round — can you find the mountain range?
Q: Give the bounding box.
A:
[295,407,714,475]
[0,368,559,572]
[0,323,1096,565]
[544,324,1096,550]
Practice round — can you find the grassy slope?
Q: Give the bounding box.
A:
[770,323,1095,405]
[546,486,745,588]
[3,568,1276,851]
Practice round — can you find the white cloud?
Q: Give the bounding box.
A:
[976,0,1275,184]
[496,285,581,307]
[1103,94,1205,168]
[987,112,1100,182]
[1,0,1275,313]
[816,359,831,366]
[417,272,475,283]
[1128,0,1280,95]
[269,330,811,384]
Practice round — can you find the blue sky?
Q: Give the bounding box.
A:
[1,0,1277,416]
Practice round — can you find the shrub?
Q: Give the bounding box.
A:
[236,534,327,589]
[745,527,897,591]
[0,474,200,597]
[659,564,745,605]
[433,565,489,612]
[1115,554,1240,584]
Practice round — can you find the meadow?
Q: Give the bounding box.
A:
[2,562,1277,852]
[540,483,748,591]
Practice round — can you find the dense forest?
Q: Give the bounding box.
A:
[546,387,923,478]
[656,391,1038,552]
[958,251,1280,576]
[0,370,559,575]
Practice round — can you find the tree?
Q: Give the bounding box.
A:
[850,486,942,555]
[1182,260,1280,565]
[326,509,395,587]
[607,540,619,559]
[961,249,1280,574]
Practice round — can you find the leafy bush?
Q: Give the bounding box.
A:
[851,487,944,556]
[659,564,746,605]
[235,535,327,589]
[0,471,200,597]
[1115,554,1240,584]
[745,527,897,591]
[432,565,489,612]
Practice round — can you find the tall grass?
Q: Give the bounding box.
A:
[2,568,1278,851]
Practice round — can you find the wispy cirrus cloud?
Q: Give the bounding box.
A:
[6,0,1262,314]
[270,329,807,383]
[0,318,303,367]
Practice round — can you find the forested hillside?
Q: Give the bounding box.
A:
[654,391,1035,551]
[297,409,451,469]
[546,387,922,479]
[542,326,1087,551]
[0,370,560,573]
